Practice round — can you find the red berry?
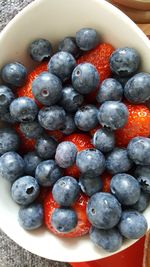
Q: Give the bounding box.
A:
[89,126,101,136]
[77,43,115,102]
[14,62,49,153]
[64,164,80,179]
[63,133,93,151]
[63,133,93,178]
[116,103,150,147]
[44,192,91,238]
[46,130,64,142]
[17,62,48,107]
[37,187,51,204]
[101,172,112,193]
[14,124,36,153]
[77,43,114,82]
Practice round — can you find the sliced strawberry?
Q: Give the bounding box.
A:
[77,43,115,103]
[37,187,51,204]
[89,126,101,136]
[63,133,93,152]
[63,133,93,178]
[17,62,48,108]
[46,130,64,142]
[14,124,36,153]
[64,164,80,179]
[101,172,112,193]
[44,192,91,238]
[116,103,150,147]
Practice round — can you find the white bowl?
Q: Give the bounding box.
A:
[0,0,150,263]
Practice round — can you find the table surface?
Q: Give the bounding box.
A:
[0,1,150,266]
[138,24,150,35]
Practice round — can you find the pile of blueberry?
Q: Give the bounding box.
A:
[0,27,150,253]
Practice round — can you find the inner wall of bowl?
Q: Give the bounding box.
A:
[0,0,150,72]
[0,0,150,263]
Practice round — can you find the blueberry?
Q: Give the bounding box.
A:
[98,101,128,130]
[74,105,99,131]
[76,148,105,176]
[90,227,123,252]
[48,51,76,82]
[135,166,150,193]
[24,152,42,176]
[59,85,84,112]
[0,152,25,182]
[131,191,150,212]
[0,112,17,124]
[110,173,140,205]
[96,78,123,104]
[58,37,80,58]
[0,128,20,155]
[51,208,77,233]
[93,128,115,153]
[0,85,15,114]
[76,28,100,51]
[11,176,40,205]
[55,141,77,168]
[35,135,57,159]
[29,39,53,62]
[38,106,66,130]
[52,176,80,206]
[124,73,150,104]
[79,173,103,197]
[127,137,150,165]
[19,203,43,230]
[72,63,99,94]
[10,97,38,122]
[138,176,150,194]
[110,47,140,77]
[20,121,43,139]
[87,192,122,229]
[1,62,27,87]
[106,148,133,174]
[35,160,62,186]
[32,72,62,106]
[118,210,148,239]
[61,114,76,135]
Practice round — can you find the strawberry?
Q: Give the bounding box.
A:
[14,124,36,153]
[77,43,115,102]
[63,133,93,178]
[89,126,101,136]
[63,133,93,152]
[101,172,112,193]
[116,103,150,147]
[64,164,80,179]
[16,62,48,107]
[13,62,48,153]
[46,130,64,142]
[44,192,91,238]
[37,187,51,204]
[77,43,114,82]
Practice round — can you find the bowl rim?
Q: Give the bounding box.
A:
[0,0,150,47]
[0,0,150,262]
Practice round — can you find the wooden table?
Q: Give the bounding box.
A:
[138,24,150,35]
